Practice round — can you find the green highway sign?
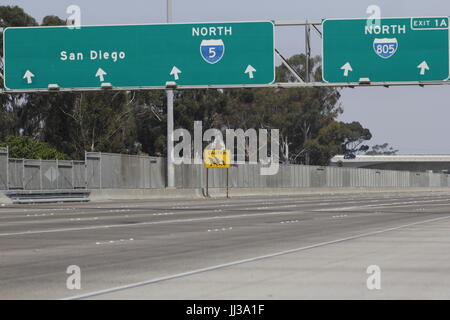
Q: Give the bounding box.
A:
[322,17,450,83]
[3,21,275,90]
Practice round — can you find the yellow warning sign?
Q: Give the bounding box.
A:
[203,149,231,168]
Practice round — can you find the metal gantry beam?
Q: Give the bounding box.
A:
[2,80,450,94]
[1,19,449,95]
[275,49,304,83]
[274,20,322,26]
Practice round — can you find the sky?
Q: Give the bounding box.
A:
[2,0,450,154]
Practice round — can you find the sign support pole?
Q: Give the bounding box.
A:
[206,168,209,197]
[165,1,176,189]
[226,167,229,199]
[166,0,172,23]
[166,88,175,188]
[0,28,4,90]
[305,21,311,82]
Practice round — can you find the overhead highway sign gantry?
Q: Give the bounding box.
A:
[3,21,275,90]
[322,17,450,83]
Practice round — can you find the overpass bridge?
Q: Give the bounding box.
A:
[331,155,450,172]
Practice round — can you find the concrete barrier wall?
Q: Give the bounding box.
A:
[174,163,450,190]
[87,152,165,189]
[1,149,450,191]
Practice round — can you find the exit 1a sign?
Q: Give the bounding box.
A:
[3,21,275,90]
[322,17,450,83]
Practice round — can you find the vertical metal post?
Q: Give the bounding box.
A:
[22,158,25,190]
[84,151,88,189]
[0,28,4,85]
[56,159,59,189]
[166,0,173,23]
[39,159,42,190]
[6,146,9,190]
[71,160,75,189]
[226,167,229,198]
[305,21,311,82]
[166,1,175,188]
[166,89,175,188]
[99,152,102,189]
[206,167,209,197]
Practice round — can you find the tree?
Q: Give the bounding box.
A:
[0,136,70,159]
[340,121,372,153]
[366,143,399,155]
[302,120,372,165]
[41,15,65,26]
[0,6,38,140]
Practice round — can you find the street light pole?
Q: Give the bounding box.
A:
[166,0,175,188]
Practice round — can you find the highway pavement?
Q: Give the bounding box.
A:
[0,190,450,299]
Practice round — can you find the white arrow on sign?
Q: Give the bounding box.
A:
[417,61,430,75]
[23,70,35,84]
[244,65,256,79]
[95,68,107,82]
[340,62,353,77]
[170,66,182,80]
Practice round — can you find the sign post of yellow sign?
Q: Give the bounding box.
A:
[203,149,231,169]
[204,149,231,198]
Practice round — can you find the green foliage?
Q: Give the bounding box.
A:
[366,143,399,155]
[0,136,70,159]
[341,121,372,152]
[41,15,66,26]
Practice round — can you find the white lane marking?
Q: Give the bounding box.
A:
[95,238,134,245]
[26,213,54,217]
[0,194,445,215]
[62,214,450,300]
[153,212,174,216]
[22,208,76,213]
[314,198,450,212]
[70,217,99,221]
[332,215,348,218]
[3,196,449,233]
[280,220,300,224]
[0,211,173,227]
[207,227,233,232]
[0,211,295,237]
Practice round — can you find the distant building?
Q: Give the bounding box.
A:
[330,155,450,172]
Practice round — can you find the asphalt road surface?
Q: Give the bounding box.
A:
[1,191,450,299]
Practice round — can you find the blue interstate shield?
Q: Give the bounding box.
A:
[373,38,398,59]
[200,39,225,64]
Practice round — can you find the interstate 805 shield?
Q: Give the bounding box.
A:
[373,38,398,59]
